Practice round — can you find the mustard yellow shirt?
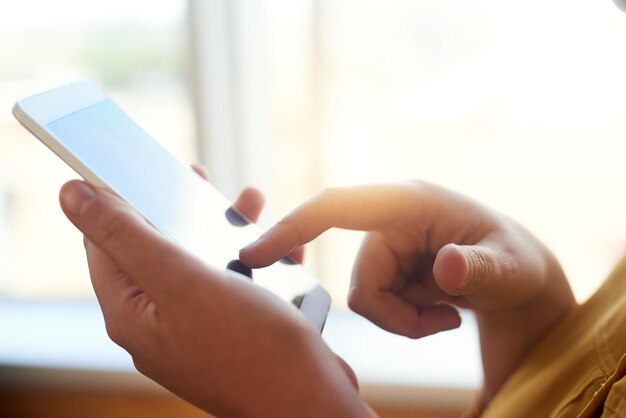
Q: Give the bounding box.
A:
[467,256,626,417]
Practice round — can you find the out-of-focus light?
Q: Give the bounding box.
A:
[0,0,185,29]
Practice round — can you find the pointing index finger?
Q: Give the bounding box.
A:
[239,184,419,268]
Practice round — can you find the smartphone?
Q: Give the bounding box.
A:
[13,80,331,331]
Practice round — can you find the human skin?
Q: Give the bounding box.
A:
[240,181,577,404]
[58,170,374,418]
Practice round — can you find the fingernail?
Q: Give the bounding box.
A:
[61,182,96,217]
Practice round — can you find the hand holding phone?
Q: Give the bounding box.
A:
[57,178,368,418]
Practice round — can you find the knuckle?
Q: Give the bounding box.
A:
[404,178,425,189]
[403,179,430,194]
[317,186,347,209]
[318,186,346,200]
[132,357,147,375]
[104,319,126,346]
[273,218,302,245]
[347,287,368,315]
[316,186,348,222]
[400,179,437,210]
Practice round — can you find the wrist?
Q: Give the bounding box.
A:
[475,257,576,403]
[229,325,373,418]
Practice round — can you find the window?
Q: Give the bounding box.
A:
[258,0,626,304]
[0,0,191,298]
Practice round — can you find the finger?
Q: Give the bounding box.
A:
[399,280,458,307]
[233,187,265,223]
[59,180,213,304]
[350,288,461,339]
[433,242,522,302]
[191,163,264,224]
[348,234,460,338]
[240,184,429,268]
[191,163,211,181]
[287,245,305,264]
[191,164,267,228]
[191,166,297,262]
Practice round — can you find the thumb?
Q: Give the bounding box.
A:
[433,243,505,297]
[59,180,200,303]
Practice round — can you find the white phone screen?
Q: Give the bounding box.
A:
[47,99,212,240]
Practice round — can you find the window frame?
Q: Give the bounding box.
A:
[188,0,274,201]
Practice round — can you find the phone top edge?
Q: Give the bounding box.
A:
[15,79,96,102]
[14,80,107,126]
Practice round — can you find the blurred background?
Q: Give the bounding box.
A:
[1,0,626,417]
